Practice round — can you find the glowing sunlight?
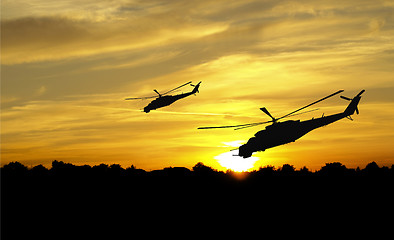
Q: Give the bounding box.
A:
[215,141,259,172]
[215,150,259,172]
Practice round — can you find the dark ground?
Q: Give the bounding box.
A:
[2,161,393,238]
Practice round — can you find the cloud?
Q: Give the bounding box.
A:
[1,0,128,21]
[1,1,229,65]
[3,0,394,66]
[36,86,47,96]
[1,17,91,64]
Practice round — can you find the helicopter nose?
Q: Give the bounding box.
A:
[238,145,253,158]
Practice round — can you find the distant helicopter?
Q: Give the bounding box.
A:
[126,81,202,113]
[198,89,365,158]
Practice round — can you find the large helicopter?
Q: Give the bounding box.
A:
[126,81,202,113]
[198,89,365,158]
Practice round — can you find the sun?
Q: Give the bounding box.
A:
[214,141,260,172]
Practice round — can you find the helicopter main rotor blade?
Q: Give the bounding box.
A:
[234,108,320,130]
[162,81,192,96]
[260,107,275,121]
[125,95,157,100]
[125,81,193,100]
[198,120,273,130]
[282,108,320,118]
[154,89,161,97]
[125,97,144,100]
[277,90,344,121]
[198,108,321,130]
[234,122,270,130]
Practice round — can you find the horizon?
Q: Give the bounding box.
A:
[2,0,394,172]
[3,159,393,174]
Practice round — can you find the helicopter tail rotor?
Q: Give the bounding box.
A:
[191,81,201,94]
[340,96,352,101]
[342,89,365,116]
[340,95,359,114]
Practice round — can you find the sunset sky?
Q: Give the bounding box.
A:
[2,0,394,171]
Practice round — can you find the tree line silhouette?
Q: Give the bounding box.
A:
[2,160,393,239]
[2,160,394,178]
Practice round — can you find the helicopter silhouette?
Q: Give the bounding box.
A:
[126,81,202,113]
[198,89,365,158]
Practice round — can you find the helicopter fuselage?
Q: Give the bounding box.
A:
[238,94,362,158]
[238,113,345,158]
[143,82,201,113]
[144,93,191,113]
[126,81,201,113]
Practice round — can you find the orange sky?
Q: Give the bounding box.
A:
[2,0,394,171]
